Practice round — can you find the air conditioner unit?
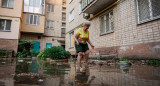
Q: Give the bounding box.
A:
[83,13,90,19]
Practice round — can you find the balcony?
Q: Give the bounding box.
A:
[21,13,45,34]
[82,0,118,14]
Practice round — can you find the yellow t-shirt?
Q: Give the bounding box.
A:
[76,27,89,44]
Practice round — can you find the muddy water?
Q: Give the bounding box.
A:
[0,58,160,86]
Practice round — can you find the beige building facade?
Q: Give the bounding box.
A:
[21,0,66,52]
[66,0,160,58]
[0,0,23,54]
[0,0,66,55]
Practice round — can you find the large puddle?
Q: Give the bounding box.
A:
[0,58,160,86]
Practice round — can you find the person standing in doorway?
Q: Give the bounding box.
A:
[74,21,94,72]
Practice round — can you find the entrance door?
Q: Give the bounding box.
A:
[32,42,40,53]
[46,43,52,49]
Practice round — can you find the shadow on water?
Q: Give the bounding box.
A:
[0,58,160,86]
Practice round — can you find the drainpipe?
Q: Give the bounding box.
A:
[88,0,121,21]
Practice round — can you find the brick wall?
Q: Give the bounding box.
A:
[0,39,18,55]
[66,0,160,58]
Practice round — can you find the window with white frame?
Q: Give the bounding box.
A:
[69,9,74,22]
[62,13,66,21]
[88,0,94,4]
[47,4,54,12]
[46,21,54,28]
[81,0,87,10]
[41,0,45,14]
[136,0,160,24]
[24,0,45,14]
[0,19,12,31]
[100,11,114,35]
[79,1,82,14]
[2,0,14,8]
[61,28,65,37]
[26,14,40,25]
[69,0,73,3]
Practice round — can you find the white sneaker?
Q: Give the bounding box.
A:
[80,67,86,72]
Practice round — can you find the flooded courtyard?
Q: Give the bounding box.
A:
[0,58,160,86]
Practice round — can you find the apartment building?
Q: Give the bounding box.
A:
[0,0,23,54]
[21,0,66,52]
[0,0,66,55]
[66,0,160,58]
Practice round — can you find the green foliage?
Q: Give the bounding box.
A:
[121,57,129,61]
[115,57,129,63]
[15,59,31,74]
[115,57,131,65]
[37,46,71,60]
[147,59,160,67]
[37,51,46,60]
[31,52,39,57]
[17,52,28,58]
[0,50,4,57]
[17,40,33,58]
[0,49,12,57]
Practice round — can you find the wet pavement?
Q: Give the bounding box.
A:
[0,58,160,86]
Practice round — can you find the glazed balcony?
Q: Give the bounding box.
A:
[21,13,45,34]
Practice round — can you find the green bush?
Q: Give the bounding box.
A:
[37,46,71,60]
[147,59,160,67]
[31,52,39,57]
[17,40,33,58]
[17,52,27,58]
[0,50,4,57]
[0,49,12,58]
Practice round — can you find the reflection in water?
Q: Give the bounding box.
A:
[30,59,39,73]
[75,65,90,86]
[0,58,160,86]
[0,58,16,86]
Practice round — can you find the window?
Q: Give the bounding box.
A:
[136,0,160,24]
[62,23,66,27]
[27,0,40,7]
[2,0,14,8]
[61,28,65,37]
[41,0,45,14]
[88,0,94,4]
[69,0,73,3]
[47,4,54,12]
[62,13,66,21]
[100,11,114,35]
[62,7,66,11]
[24,0,45,14]
[0,19,12,31]
[63,0,66,5]
[79,1,82,14]
[46,43,52,49]
[81,0,87,10]
[46,21,54,28]
[26,14,40,25]
[69,31,74,48]
[69,9,74,22]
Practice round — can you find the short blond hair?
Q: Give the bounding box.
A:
[83,21,91,26]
